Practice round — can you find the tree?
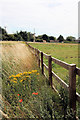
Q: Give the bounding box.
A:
[66,36,76,41]
[19,31,28,41]
[35,39,43,42]
[0,27,8,41]
[57,35,64,42]
[49,36,56,41]
[14,33,23,41]
[37,35,42,39]
[42,34,49,42]
[2,35,8,41]
[0,27,7,35]
[7,34,16,41]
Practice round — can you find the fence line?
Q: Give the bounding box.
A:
[26,42,80,113]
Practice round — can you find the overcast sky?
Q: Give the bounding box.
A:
[0,0,79,38]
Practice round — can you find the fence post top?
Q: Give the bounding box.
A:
[70,64,76,67]
[48,55,52,58]
[37,49,39,52]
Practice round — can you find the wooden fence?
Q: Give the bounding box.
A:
[26,43,80,113]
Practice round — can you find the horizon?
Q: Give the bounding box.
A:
[1,26,78,39]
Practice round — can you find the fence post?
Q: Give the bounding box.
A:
[48,56,52,87]
[41,52,44,74]
[37,50,40,68]
[69,64,76,113]
[33,47,35,54]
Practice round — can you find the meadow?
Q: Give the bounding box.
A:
[0,41,79,119]
[29,43,78,65]
[29,43,80,94]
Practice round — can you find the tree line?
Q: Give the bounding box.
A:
[0,27,34,42]
[0,26,77,43]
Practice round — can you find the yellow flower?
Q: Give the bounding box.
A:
[13,81,17,83]
[27,72,32,74]
[16,74,21,77]
[11,80,17,83]
[23,72,28,75]
[9,76,11,79]
[36,73,39,75]
[20,79,24,82]
[12,75,16,77]
[9,75,15,78]
[26,76,30,78]
[19,73,23,75]
[32,70,37,73]
[13,78,17,81]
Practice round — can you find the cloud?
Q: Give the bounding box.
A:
[0,0,79,38]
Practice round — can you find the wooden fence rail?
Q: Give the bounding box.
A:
[26,42,80,113]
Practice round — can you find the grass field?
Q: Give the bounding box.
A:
[29,43,78,66]
[0,41,80,119]
[29,42,80,94]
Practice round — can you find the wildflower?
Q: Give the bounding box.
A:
[11,79,17,83]
[23,72,27,74]
[28,72,32,74]
[20,79,24,82]
[9,75,15,78]
[9,76,11,79]
[36,73,39,75]
[26,76,30,78]
[18,94,19,96]
[13,78,17,81]
[32,92,38,95]
[16,74,21,77]
[13,81,17,83]
[19,73,23,75]
[11,75,15,77]
[19,99,23,102]
[32,70,37,73]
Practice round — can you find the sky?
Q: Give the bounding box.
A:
[0,0,79,38]
[78,1,80,38]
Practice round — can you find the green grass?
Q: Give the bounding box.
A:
[29,43,80,93]
[29,43,78,65]
[29,43,80,117]
[1,41,79,119]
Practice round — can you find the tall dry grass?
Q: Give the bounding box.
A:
[1,42,37,98]
[1,42,36,75]
[0,41,37,118]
